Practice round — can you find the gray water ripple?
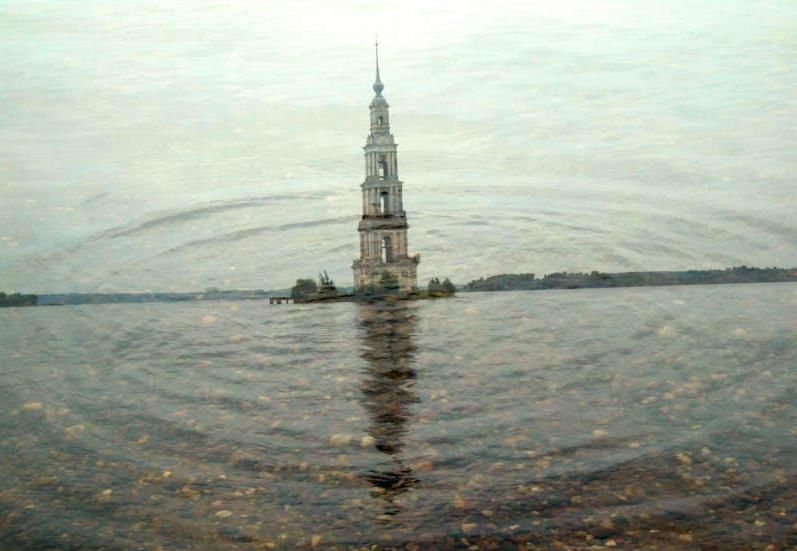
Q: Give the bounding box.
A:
[155,215,360,256]
[718,211,797,244]
[93,195,302,240]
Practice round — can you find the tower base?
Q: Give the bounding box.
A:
[352,256,419,294]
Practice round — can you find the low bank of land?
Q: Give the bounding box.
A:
[463,266,797,292]
[3,266,795,308]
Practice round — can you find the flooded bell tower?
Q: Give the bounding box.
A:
[352,41,420,293]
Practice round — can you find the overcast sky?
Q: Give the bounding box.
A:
[1,1,795,292]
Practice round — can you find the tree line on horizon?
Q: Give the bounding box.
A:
[0,292,38,307]
[463,266,797,292]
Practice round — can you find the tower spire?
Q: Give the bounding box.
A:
[373,36,384,96]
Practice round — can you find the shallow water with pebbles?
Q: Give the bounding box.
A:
[1,282,795,549]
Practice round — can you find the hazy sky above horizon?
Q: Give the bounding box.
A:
[1,0,796,293]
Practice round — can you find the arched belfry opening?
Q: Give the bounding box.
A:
[380,191,389,215]
[381,235,393,263]
[378,116,384,126]
[378,158,388,180]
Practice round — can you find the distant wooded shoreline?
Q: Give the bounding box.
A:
[2,266,795,307]
[462,266,797,292]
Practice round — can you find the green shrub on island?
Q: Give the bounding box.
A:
[359,271,400,299]
[0,292,38,307]
[427,277,456,297]
[290,278,318,303]
[378,271,400,294]
[291,271,342,302]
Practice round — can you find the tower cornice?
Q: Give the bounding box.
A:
[364,140,397,150]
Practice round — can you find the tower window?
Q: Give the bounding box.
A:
[377,116,384,126]
[378,159,387,180]
[380,191,389,214]
[381,236,393,263]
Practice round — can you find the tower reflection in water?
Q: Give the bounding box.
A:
[357,300,420,514]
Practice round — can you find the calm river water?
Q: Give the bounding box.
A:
[1,283,795,549]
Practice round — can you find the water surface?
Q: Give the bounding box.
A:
[2,283,795,548]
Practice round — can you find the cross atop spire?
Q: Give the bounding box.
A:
[373,36,384,96]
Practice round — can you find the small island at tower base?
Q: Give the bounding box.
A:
[290,271,456,304]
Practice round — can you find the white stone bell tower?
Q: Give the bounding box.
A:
[352,42,420,293]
